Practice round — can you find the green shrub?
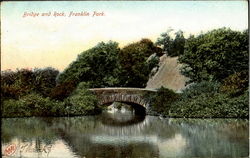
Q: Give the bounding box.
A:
[68,83,102,115]
[144,86,179,114]
[2,99,30,117]
[224,90,249,118]
[143,82,249,118]
[20,93,53,116]
[169,90,249,118]
[2,93,65,117]
[2,82,103,117]
[181,81,220,99]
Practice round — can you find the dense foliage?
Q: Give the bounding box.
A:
[169,82,249,118]
[1,67,59,100]
[57,41,120,88]
[58,39,161,89]
[162,28,249,118]
[144,82,248,118]
[1,69,100,117]
[67,82,102,115]
[118,39,162,87]
[1,39,161,117]
[50,80,77,100]
[2,85,100,117]
[180,81,221,99]
[155,28,248,94]
[179,28,248,83]
[2,93,65,117]
[143,87,179,114]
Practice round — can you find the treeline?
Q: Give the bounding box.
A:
[1,68,59,100]
[1,68,101,117]
[1,39,161,117]
[145,28,249,118]
[57,39,161,88]
[1,27,249,118]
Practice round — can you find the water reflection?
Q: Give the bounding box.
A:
[1,113,249,158]
[101,111,146,127]
[52,113,160,158]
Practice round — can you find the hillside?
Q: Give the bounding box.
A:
[146,55,189,92]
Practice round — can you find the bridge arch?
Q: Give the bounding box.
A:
[97,93,147,115]
[89,88,156,115]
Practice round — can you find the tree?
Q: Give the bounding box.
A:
[156,29,186,57]
[1,67,59,101]
[172,30,185,56]
[1,69,36,100]
[34,67,59,97]
[118,39,162,87]
[57,41,121,88]
[179,28,249,83]
[50,79,79,101]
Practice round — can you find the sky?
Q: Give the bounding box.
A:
[1,1,248,71]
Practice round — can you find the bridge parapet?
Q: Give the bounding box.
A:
[89,88,156,95]
[89,88,156,110]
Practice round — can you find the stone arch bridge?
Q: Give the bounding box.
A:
[89,88,156,114]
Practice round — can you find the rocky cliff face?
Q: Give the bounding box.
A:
[146,55,189,92]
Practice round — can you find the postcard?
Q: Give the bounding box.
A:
[1,1,249,158]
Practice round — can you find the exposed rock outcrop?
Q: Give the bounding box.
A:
[146,55,189,92]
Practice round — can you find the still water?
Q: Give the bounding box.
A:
[1,111,249,158]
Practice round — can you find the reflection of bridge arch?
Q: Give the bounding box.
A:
[101,112,146,127]
[52,116,159,158]
[89,88,156,115]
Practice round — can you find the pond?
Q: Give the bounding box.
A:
[1,111,249,158]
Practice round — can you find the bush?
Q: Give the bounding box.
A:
[2,82,103,117]
[181,81,220,99]
[2,99,30,117]
[169,90,249,118]
[2,93,65,117]
[224,90,249,118]
[1,84,27,100]
[143,82,248,118]
[67,82,102,115]
[143,86,179,114]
